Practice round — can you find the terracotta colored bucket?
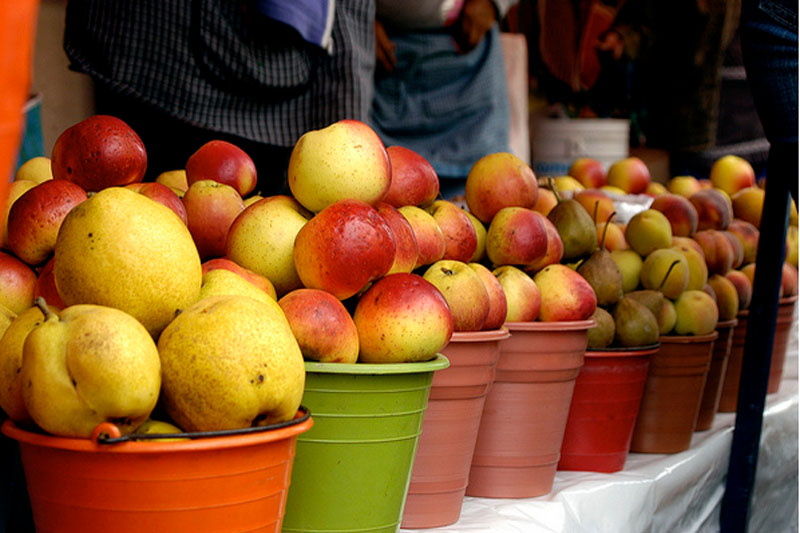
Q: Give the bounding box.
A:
[768,295,797,394]
[466,320,592,498]
[630,332,717,453]
[718,310,749,412]
[695,319,737,430]
[1,409,313,533]
[402,328,510,529]
[282,355,449,533]
[559,344,657,473]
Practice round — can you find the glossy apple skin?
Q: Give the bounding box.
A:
[125,182,188,225]
[383,146,439,207]
[493,265,541,322]
[278,288,359,363]
[51,115,147,192]
[0,251,37,313]
[533,264,597,322]
[185,140,257,197]
[486,207,547,266]
[398,205,446,269]
[693,229,735,275]
[569,157,606,189]
[226,195,312,297]
[294,199,395,300]
[423,260,490,332]
[7,179,88,266]
[650,193,699,237]
[465,152,538,223]
[182,180,245,260]
[33,256,66,309]
[353,273,454,364]
[426,200,478,263]
[710,154,756,196]
[606,157,651,194]
[201,257,277,299]
[469,262,508,330]
[288,119,392,213]
[375,202,419,275]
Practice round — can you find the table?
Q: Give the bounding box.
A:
[402,337,798,533]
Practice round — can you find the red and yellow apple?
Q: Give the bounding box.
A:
[182,179,245,260]
[33,256,66,309]
[185,140,257,197]
[425,200,478,263]
[469,262,508,330]
[525,211,564,273]
[1,179,37,249]
[0,251,37,314]
[493,265,541,322]
[383,145,439,207]
[668,175,703,198]
[709,154,756,196]
[423,260,490,331]
[398,205,446,269]
[125,181,188,225]
[375,202,419,274]
[568,157,606,189]
[605,157,651,194]
[533,263,597,321]
[486,207,547,266]
[201,257,277,299]
[464,152,538,223]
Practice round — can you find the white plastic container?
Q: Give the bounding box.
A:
[529,117,630,177]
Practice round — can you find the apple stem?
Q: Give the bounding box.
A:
[34,297,57,321]
[548,177,562,203]
[600,211,616,251]
[659,260,681,290]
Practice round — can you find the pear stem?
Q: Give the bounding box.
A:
[593,201,599,224]
[548,177,562,204]
[659,260,681,290]
[600,211,617,251]
[34,297,57,321]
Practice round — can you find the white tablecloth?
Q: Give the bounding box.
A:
[402,330,799,533]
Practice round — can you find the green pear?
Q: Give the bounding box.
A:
[157,295,305,432]
[21,299,161,438]
[612,296,660,347]
[627,289,675,335]
[587,307,615,349]
[547,184,598,260]
[577,213,624,306]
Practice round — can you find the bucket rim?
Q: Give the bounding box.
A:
[659,330,719,344]
[716,318,739,329]
[1,407,313,453]
[586,343,660,357]
[305,353,449,375]
[780,295,798,305]
[450,328,511,343]
[503,319,595,332]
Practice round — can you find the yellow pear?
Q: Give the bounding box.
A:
[157,295,305,432]
[0,304,55,423]
[199,268,274,303]
[54,187,202,337]
[134,418,187,441]
[0,303,16,339]
[21,301,162,437]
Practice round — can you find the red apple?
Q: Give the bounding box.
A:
[689,189,733,231]
[2,179,37,249]
[51,115,147,191]
[375,202,419,275]
[353,273,453,363]
[398,205,446,269]
[465,152,538,223]
[710,154,756,196]
[533,263,597,322]
[293,199,395,300]
[605,157,651,194]
[185,140,257,197]
[486,207,547,266]
[568,157,607,189]
[469,262,508,330]
[201,257,277,299]
[383,145,439,207]
[278,288,360,363]
[650,193,699,237]
[125,181,188,225]
[7,179,87,266]
[182,179,245,260]
[33,256,66,309]
[0,251,37,314]
[426,200,478,263]
[288,119,391,212]
[493,265,541,322]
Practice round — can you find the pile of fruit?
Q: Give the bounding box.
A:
[0,114,796,440]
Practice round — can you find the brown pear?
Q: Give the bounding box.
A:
[577,212,624,306]
[547,182,598,260]
[612,296,660,347]
[587,306,615,349]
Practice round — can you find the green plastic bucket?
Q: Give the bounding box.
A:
[282,355,449,533]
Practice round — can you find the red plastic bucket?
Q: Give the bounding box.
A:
[695,319,737,430]
[2,409,313,532]
[630,332,717,453]
[559,344,657,473]
[466,320,592,498]
[402,328,510,529]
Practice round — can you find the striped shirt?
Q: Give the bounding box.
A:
[63,0,375,148]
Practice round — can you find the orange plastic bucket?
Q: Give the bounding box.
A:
[767,295,797,394]
[2,409,313,533]
[695,319,737,430]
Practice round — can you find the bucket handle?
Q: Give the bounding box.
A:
[92,406,312,444]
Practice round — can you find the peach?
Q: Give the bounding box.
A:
[725,269,752,310]
[721,230,745,269]
[650,193,699,237]
[726,219,760,265]
[693,229,735,275]
[645,181,668,197]
[707,273,740,321]
[625,209,673,256]
[689,188,733,231]
[668,175,702,198]
[709,154,756,196]
[731,186,765,228]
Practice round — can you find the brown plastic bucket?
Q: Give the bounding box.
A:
[768,295,797,394]
[718,310,748,412]
[2,409,313,532]
[630,332,717,453]
[402,328,510,529]
[559,344,657,473]
[466,320,592,498]
[695,319,738,430]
